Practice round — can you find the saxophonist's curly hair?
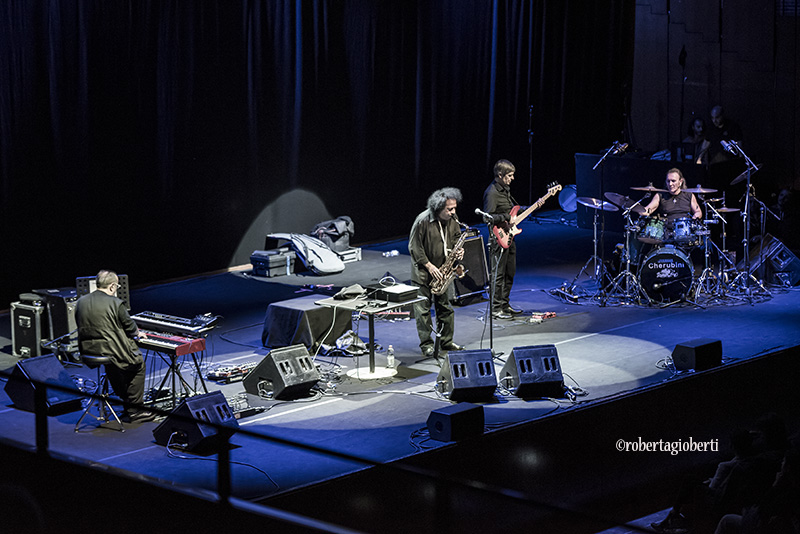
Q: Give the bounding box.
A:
[427,187,462,214]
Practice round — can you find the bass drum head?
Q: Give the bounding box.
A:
[639,246,694,302]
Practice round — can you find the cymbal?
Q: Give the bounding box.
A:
[717,207,740,213]
[631,185,668,193]
[604,192,646,215]
[731,164,763,185]
[577,197,618,211]
[682,186,717,194]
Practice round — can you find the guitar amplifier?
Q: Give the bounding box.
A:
[11,301,46,358]
[33,287,79,353]
[453,233,489,304]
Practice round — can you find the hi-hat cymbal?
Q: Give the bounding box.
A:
[577,197,618,211]
[630,184,668,193]
[682,186,717,194]
[604,192,646,215]
[731,164,763,185]
[717,207,740,213]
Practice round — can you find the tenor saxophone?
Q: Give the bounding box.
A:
[430,221,469,295]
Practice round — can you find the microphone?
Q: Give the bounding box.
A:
[720,140,738,155]
[613,142,629,155]
[653,277,690,290]
[475,208,496,223]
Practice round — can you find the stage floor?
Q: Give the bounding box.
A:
[2,210,799,529]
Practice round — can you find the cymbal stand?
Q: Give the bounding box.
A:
[692,200,726,299]
[568,206,606,297]
[605,205,651,305]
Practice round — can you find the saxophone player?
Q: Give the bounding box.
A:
[409,187,466,358]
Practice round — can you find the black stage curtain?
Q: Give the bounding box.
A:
[0,1,633,305]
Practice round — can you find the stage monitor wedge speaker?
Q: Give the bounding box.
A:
[436,349,497,402]
[152,391,239,453]
[453,232,489,305]
[4,354,83,415]
[243,344,321,400]
[737,234,800,286]
[427,402,485,442]
[672,338,722,371]
[500,344,565,398]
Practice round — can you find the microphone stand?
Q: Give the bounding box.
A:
[725,142,768,297]
[592,142,624,171]
[528,105,534,206]
[591,141,625,305]
[481,216,504,359]
[747,186,779,284]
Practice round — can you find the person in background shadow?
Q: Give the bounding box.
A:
[683,116,709,164]
[714,447,799,534]
[703,105,744,165]
[652,429,767,534]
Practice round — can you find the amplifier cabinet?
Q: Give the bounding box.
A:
[453,233,489,304]
[11,301,45,358]
[33,287,79,352]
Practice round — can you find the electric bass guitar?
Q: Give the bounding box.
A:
[492,182,562,249]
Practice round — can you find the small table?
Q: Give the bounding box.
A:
[315,296,424,379]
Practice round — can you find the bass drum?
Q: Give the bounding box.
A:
[639,246,694,302]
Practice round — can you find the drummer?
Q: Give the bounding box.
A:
[642,168,703,221]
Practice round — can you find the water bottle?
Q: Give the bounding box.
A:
[382,249,399,257]
[386,345,395,368]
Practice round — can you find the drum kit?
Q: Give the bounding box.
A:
[570,180,770,307]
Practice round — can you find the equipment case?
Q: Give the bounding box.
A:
[251,248,297,277]
[11,301,46,358]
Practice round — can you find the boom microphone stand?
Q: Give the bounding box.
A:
[476,209,503,358]
[722,141,769,297]
[591,141,629,304]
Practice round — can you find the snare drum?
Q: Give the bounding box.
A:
[639,245,694,302]
[638,217,666,244]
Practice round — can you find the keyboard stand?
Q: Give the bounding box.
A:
[144,349,208,409]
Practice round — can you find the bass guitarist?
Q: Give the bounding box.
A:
[483,159,523,320]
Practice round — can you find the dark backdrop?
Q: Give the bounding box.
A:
[1,0,635,307]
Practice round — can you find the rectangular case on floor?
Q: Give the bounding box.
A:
[11,301,45,358]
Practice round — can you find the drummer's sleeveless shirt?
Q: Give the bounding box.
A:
[659,191,694,221]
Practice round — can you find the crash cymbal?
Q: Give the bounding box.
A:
[577,197,618,211]
[604,192,646,214]
[682,186,717,194]
[717,207,740,213]
[731,164,763,185]
[630,184,668,193]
